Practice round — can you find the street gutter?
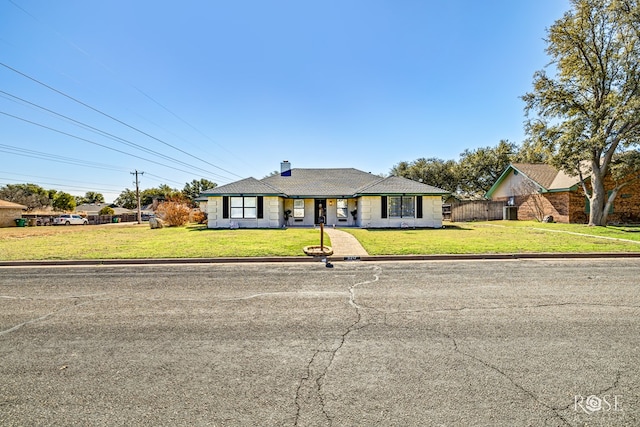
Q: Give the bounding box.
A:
[2,252,640,267]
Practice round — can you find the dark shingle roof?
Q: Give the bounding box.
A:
[201,177,284,196]
[357,176,450,195]
[486,163,584,199]
[261,168,381,197]
[511,164,559,189]
[511,163,581,190]
[201,169,450,197]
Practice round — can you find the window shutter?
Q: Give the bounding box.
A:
[222,196,229,219]
[416,196,423,218]
[381,196,387,218]
[257,196,264,219]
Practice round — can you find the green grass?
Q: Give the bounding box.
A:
[0,224,331,260]
[343,221,640,255]
[2,221,639,261]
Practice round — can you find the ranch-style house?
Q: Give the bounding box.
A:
[200,161,450,229]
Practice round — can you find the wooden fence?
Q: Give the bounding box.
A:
[88,213,139,224]
[443,200,506,222]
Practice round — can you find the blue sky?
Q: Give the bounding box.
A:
[1,0,569,202]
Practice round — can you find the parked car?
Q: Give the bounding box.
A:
[35,216,53,226]
[52,214,88,226]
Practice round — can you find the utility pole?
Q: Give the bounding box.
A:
[131,170,144,224]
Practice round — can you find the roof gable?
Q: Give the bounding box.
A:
[510,163,559,189]
[511,163,583,191]
[200,168,450,198]
[0,199,28,209]
[485,163,582,199]
[261,168,381,197]
[357,176,449,195]
[202,177,283,196]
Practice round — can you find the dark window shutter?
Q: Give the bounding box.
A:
[381,196,387,218]
[222,196,229,219]
[257,196,264,219]
[416,196,423,218]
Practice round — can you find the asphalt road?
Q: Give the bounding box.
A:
[1,259,639,426]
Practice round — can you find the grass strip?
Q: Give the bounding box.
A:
[343,221,640,255]
[0,224,331,260]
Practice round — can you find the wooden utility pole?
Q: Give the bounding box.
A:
[131,170,144,224]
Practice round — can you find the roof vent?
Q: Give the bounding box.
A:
[281,160,291,177]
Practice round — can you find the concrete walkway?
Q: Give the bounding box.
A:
[323,227,369,257]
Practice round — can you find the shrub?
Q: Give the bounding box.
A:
[156,201,191,226]
[191,210,207,224]
[99,206,115,215]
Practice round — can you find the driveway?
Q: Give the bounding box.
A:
[1,259,638,426]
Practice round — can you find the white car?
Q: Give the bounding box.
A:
[52,214,88,226]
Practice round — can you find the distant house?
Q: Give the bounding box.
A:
[0,199,27,227]
[485,163,640,224]
[75,203,138,216]
[75,203,110,216]
[200,162,450,229]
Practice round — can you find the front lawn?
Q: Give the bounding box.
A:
[0,224,331,260]
[343,221,640,255]
[2,221,639,261]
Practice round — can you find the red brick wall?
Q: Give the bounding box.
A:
[519,193,570,223]
[568,190,588,224]
[493,173,640,224]
[563,174,640,224]
[495,175,640,224]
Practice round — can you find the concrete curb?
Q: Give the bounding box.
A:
[2,252,640,267]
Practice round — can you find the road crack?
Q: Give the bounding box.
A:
[430,329,573,426]
[293,266,380,426]
[0,299,94,336]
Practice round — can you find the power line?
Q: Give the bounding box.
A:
[7,0,255,172]
[0,144,191,188]
[143,172,184,186]
[0,176,122,194]
[0,89,235,181]
[0,170,125,190]
[0,111,231,181]
[0,143,126,172]
[0,62,244,179]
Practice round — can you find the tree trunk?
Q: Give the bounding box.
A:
[588,171,607,226]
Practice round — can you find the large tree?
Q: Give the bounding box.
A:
[114,189,137,209]
[83,191,105,204]
[115,185,184,210]
[141,184,182,205]
[51,191,76,212]
[390,140,529,198]
[523,0,640,225]
[456,140,517,197]
[0,183,51,211]
[182,179,216,205]
[390,158,459,193]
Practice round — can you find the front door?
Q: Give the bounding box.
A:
[314,199,327,225]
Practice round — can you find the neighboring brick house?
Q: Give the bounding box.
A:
[485,163,640,224]
[0,199,27,227]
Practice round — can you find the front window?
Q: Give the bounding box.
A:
[293,199,305,218]
[389,196,415,218]
[231,196,257,219]
[336,199,348,219]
